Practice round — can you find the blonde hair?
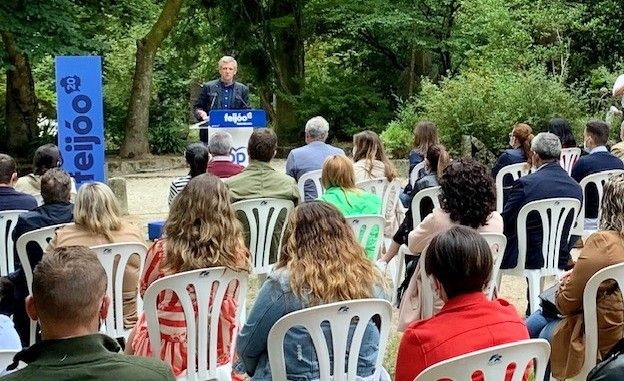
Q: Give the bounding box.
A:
[276,201,386,305]
[163,174,250,273]
[74,182,122,241]
[599,173,624,235]
[321,155,358,190]
[353,130,397,181]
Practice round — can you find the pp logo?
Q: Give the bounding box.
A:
[60,75,81,94]
[231,146,247,164]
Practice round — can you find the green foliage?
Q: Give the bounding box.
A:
[149,125,187,154]
[380,102,419,158]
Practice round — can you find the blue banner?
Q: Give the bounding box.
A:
[209,109,267,128]
[55,56,106,187]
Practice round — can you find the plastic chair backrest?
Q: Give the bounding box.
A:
[0,210,26,276]
[356,178,402,223]
[579,262,624,379]
[268,299,393,381]
[495,163,531,212]
[345,215,385,258]
[297,169,323,201]
[143,267,248,381]
[572,169,624,236]
[512,198,581,276]
[409,162,427,187]
[411,186,441,227]
[480,233,507,299]
[232,198,294,275]
[0,349,19,372]
[414,339,551,381]
[560,147,582,176]
[91,242,148,339]
[417,248,435,319]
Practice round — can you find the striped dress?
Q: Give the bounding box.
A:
[131,240,243,379]
[168,175,191,206]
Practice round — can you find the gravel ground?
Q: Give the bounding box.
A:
[120,158,577,375]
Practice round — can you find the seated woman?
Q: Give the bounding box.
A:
[128,174,250,379]
[548,117,577,149]
[319,155,382,260]
[47,182,144,328]
[525,173,624,380]
[395,226,529,381]
[168,143,209,205]
[235,201,388,380]
[491,123,534,179]
[400,121,439,207]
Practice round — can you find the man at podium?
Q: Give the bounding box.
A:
[194,56,250,144]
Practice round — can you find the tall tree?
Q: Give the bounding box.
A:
[119,0,183,158]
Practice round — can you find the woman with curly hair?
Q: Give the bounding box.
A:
[127,174,250,379]
[235,201,388,380]
[397,158,503,330]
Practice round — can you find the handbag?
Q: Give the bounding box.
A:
[539,284,561,319]
[587,337,624,380]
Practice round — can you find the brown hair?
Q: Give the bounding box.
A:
[413,121,439,156]
[33,144,61,176]
[33,246,107,325]
[0,154,16,184]
[163,174,250,273]
[426,144,450,180]
[585,120,610,146]
[512,123,534,162]
[41,168,72,204]
[247,129,277,162]
[276,201,386,305]
[353,130,397,181]
[321,155,357,190]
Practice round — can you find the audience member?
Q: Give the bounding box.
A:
[610,122,624,160]
[206,131,244,178]
[168,143,209,205]
[491,123,534,179]
[14,144,77,200]
[227,129,299,203]
[395,226,529,381]
[395,159,502,328]
[501,133,582,272]
[401,121,439,207]
[47,182,144,328]
[318,155,382,259]
[526,173,624,380]
[9,168,74,345]
[127,174,249,379]
[0,278,20,350]
[548,117,577,149]
[379,144,450,270]
[235,201,388,380]
[285,116,344,201]
[0,154,37,211]
[2,246,175,380]
[571,120,624,229]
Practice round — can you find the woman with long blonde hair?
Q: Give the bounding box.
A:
[48,182,144,327]
[128,174,250,378]
[236,201,388,380]
[353,130,398,183]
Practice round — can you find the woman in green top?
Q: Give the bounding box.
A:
[318,155,383,259]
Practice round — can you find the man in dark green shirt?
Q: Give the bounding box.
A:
[1,246,175,381]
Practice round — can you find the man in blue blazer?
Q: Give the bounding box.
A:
[501,133,582,271]
[571,120,624,226]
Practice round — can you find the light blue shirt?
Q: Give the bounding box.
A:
[0,314,21,350]
[286,141,345,201]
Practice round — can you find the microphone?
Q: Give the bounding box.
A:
[209,92,218,109]
[235,94,250,109]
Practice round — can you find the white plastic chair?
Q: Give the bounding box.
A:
[90,242,148,341]
[417,249,435,320]
[356,178,402,230]
[481,233,507,300]
[268,299,393,381]
[560,147,581,176]
[411,186,442,228]
[495,163,532,213]
[0,210,27,276]
[571,169,624,237]
[345,215,385,259]
[15,222,72,346]
[409,161,427,187]
[297,169,323,201]
[414,339,551,381]
[574,262,624,380]
[0,349,19,373]
[501,198,581,314]
[232,198,294,275]
[143,267,248,381]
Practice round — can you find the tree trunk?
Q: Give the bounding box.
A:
[119,0,183,158]
[1,32,38,158]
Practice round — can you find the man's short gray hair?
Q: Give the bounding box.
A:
[218,56,237,70]
[209,131,233,156]
[531,132,562,160]
[305,116,329,141]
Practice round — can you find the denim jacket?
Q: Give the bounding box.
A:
[235,269,388,380]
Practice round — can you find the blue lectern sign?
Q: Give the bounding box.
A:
[208,109,267,167]
[55,56,106,187]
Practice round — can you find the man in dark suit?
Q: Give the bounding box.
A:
[193,56,250,144]
[571,120,624,227]
[501,132,582,271]
[0,154,37,211]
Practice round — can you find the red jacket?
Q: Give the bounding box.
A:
[395,292,529,381]
[206,158,244,179]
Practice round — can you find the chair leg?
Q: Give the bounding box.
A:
[527,275,541,315]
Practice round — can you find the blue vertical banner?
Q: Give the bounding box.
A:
[55,56,106,187]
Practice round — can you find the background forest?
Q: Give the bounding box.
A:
[1,0,624,159]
